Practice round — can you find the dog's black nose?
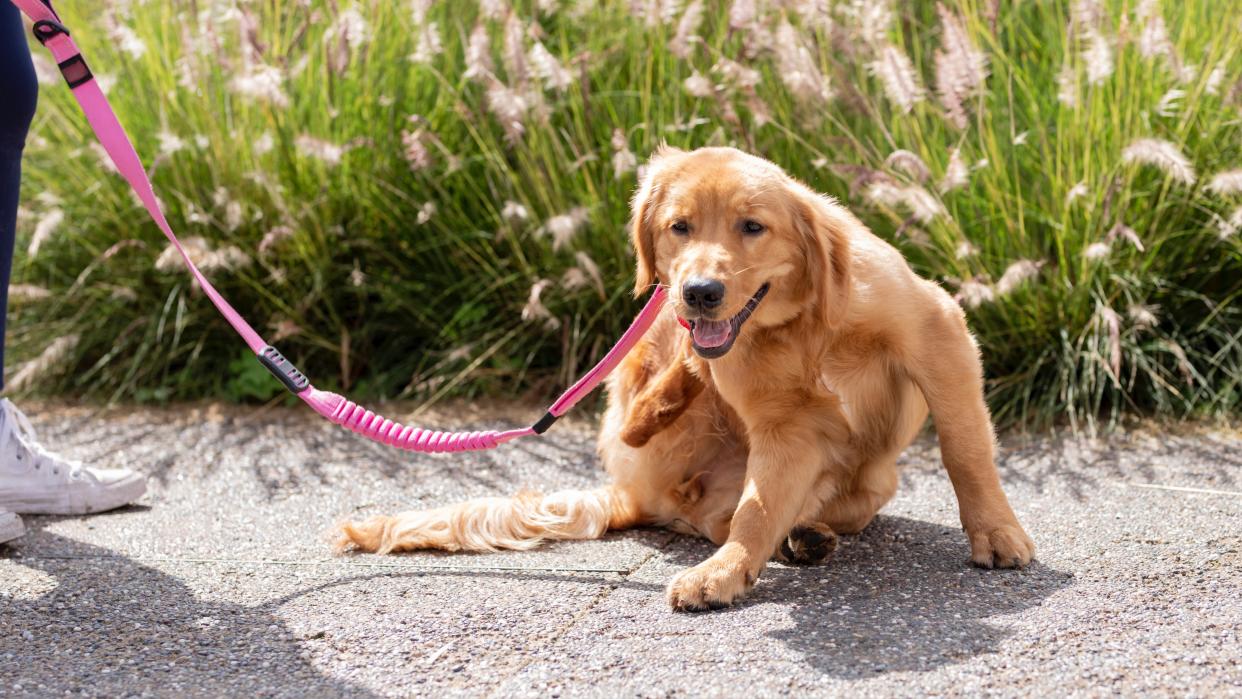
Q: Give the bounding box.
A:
[682,278,725,310]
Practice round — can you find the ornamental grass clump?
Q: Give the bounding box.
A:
[12,0,1242,430]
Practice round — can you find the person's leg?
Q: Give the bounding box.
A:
[0,2,37,544]
[0,2,39,384]
[0,7,146,522]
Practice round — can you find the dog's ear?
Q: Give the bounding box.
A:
[630,145,684,296]
[792,187,852,329]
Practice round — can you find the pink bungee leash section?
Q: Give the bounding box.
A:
[15,0,668,453]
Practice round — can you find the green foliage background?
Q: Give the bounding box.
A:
[12,0,1242,429]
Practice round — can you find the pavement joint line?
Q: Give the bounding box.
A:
[1119,482,1242,497]
[2,553,634,574]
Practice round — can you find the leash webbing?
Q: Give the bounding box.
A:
[14,0,668,452]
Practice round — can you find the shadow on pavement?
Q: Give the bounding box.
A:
[663,514,1071,678]
[993,430,1241,502]
[0,522,375,698]
[2,513,1070,689]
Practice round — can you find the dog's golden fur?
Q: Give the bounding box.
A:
[336,147,1034,610]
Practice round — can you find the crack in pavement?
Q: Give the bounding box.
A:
[487,531,681,697]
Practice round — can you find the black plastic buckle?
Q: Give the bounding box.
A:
[57,54,93,89]
[30,19,91,90]
[31,19,69,46]
[258,346,310,394]
[531,411,559,435]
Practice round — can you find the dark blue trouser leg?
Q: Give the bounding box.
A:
[0,4,41,390]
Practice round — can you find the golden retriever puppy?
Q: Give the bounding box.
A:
[336,146,1035,611]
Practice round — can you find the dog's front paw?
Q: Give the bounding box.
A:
[967,521,1035,569]
[666,544,757,611]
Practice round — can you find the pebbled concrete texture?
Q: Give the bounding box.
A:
[0,401,1238,698]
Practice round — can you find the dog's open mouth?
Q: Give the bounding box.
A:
[681,283,770,359]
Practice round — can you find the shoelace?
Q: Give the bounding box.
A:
[0,399,91,482]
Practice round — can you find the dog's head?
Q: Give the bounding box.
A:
[630,146,852,359]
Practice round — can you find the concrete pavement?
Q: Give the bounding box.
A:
[1,402,1238,697]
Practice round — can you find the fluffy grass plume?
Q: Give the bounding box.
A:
[11,0,1242,430]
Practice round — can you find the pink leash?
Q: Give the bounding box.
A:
[15,0,668,453]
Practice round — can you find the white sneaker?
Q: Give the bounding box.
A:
[0,509,23,544]
[0,399,147,515]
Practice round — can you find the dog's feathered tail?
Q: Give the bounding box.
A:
[333,486,640,555]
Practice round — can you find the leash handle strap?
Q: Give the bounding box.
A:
[16,0,669,452]
[17,0,268,353]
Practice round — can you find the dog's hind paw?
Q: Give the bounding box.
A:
[776,522,839,565]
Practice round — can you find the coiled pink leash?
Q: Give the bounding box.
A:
[296,287,666,452]
[15,0,668,453]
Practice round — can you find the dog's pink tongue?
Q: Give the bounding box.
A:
[692,319,732,348]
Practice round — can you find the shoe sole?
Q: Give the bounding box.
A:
[0,511,24,544]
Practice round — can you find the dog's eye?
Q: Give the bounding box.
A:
[671,221,690,234]
[742,220,765,235]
